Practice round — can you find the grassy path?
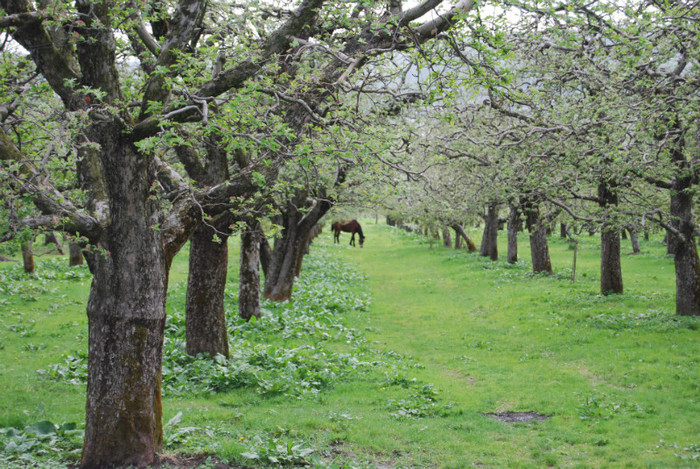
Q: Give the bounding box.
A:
[329,221,699,468]
[1,222,698,468]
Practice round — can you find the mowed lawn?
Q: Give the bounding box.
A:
[0,221,698,468]
[329,222,698,468]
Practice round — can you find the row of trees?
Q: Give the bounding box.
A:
[0,0,479,467]
[368,0,699,314]
[1,0,698,466]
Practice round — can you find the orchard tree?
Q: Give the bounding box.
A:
[0,1,481,466]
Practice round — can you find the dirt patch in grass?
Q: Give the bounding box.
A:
[485,411,550,423]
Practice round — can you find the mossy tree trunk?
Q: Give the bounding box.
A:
[81,122,169,468]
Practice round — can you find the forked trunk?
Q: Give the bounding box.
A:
[263,194,330,301]
[185,223,229,358]
[507,205,520,264]
[480,203,499,260]
[81,123,166,468]
[239,224,262,321]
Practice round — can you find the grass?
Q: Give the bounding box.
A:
[0,223,699,468]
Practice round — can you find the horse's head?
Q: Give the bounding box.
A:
[359,235,365,248]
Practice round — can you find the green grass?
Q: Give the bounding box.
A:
[0,224,699,468]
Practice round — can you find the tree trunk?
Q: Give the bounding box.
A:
[21,241,34,273]
[81,123,169,468]
[69,243,84,266]
[44,231,64,254]
[239,224,262,321]
[507,205,520,264]
[451,224,477,252]
[176,136,232,358]
[453,227,461,249]
[598,181,623,294]
[442,226,452,248]
[480,203,499,260]
[600,228,623,294]
[667,227,678,255]
[560,223,567,239]
[523,199,552,274]
[628,228,640,254]
[670,162,700,315]
[185,223,229,358]
[260,234,272,279]
[263,193,331,301]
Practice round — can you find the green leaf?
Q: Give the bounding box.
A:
[241,451,259,459]
[25,421,56,435]
[165,411,183,428]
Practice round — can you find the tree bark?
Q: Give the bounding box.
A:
[263,193,331,301]
[81,122,168,468]
[175,135,233,358]
[69,243,84,266]
[507,205,520,264]
[442,226,452,247]
[44,231,64,254]
[560,223,567,239]
[185,223,230,358]
[598,181,623,294]
[628,228,640,254]
[239,224,262,321]
[480,203,499,260]
[523,199,552,274]
[669,152,700,315]
[21,241,34,273]
[451,223,477,252]
[600,228,623,294]
[260,234,271,279]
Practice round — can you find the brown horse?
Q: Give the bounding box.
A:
[331,219,365,247]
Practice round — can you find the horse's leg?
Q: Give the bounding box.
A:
[350,231,355,246]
